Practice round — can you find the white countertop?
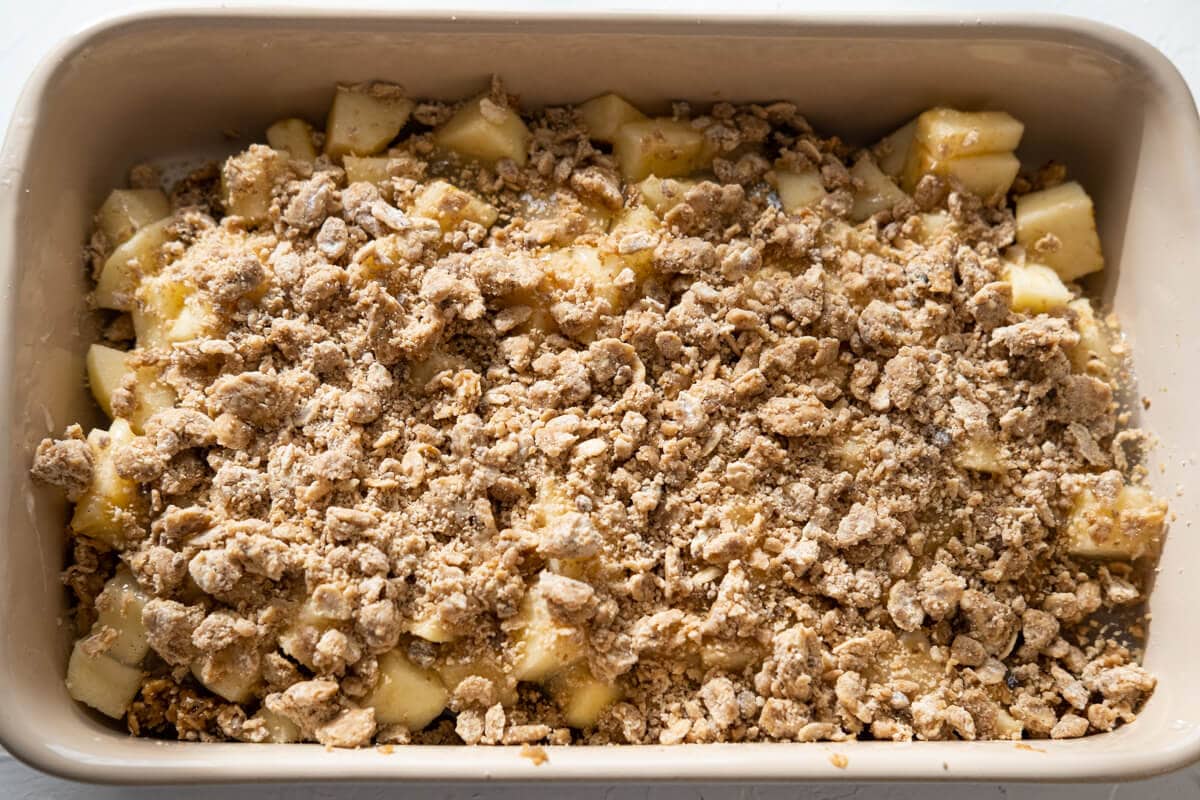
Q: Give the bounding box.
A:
[2,1,1198,797]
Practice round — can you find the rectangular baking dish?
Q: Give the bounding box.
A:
[1,8,1198,785]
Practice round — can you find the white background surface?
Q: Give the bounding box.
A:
[2,0,1198,797]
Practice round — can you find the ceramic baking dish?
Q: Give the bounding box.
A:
[1,8,1198,785]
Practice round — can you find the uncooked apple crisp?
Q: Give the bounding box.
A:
[31,79,1166,747]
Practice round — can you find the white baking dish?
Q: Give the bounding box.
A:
[1,8,1198,784]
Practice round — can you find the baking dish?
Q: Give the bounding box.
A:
[0,8,1198,784]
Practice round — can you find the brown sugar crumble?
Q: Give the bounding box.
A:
[32,82,1168,748]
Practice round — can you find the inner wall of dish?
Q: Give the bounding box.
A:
[10,17,1197,746]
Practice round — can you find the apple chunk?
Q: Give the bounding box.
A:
[579,93,646,143]
[848,157,909,222]
[95,217,173,311]
[547,664,621,729]
[366,649,448,729]
[97,189,169,247]
[70,419,144,548]
[412,180,499,231]
[872,119,917,178]
[1015,181,1105,281]
[1004,260,1071,314]
[510,574,584,682]
[1066,483,1166,561]
[86,344,177,434]
[266,117,318,162]
[612,118,711,182]
[434,95,531,166]
[774,167,826,213]
[915,108,1024,159]
[66,640,141,719]
[94,567,151,666]
[324,83,414,159]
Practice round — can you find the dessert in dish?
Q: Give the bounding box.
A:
[32,80,1165,746]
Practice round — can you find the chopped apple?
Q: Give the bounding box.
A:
[437,652,519,707]
[774,167,826,213]
[366,648,448,729]
[699,639,762,672]
[97,189,170,247]
[324,83,414,159]
[954,435,1006,474]
[1068,298,1119,375]
[1066,484,1166,561]
[579,93,647,143]
[915,108,1024,160]
[848,157,909,222]
[1015,181,1104,281]
[266,118,318,162]
[132,276,218,348]
[220,144,287,226]
[915,210,953,243]
[612,118,711,182]
[541,244,625,315]
[547,664,620,729]
[94,567,151,666]
[412,180,499,231]
[65,640,141,719]
[1004,260,1071,314]
[510,574,584,682]
[191,646,261,703]
[872,119,917,178]
[904,145,1020,201]
[407,610,459,644]
[95,217,173,311]
[278,600,336,669]
[433,95,531,166]
[86,344,177,434]
[343,155,392,186]
[408,350,467,391]
[256,707,302,743]
[70,419,144,548]
[636,176,696,216]
[608,204,660,278]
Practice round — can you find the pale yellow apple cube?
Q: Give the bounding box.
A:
[541,244,624,314]
[366,649,448,729]
[608,204,660,278]
[95,567,151,666]
[579,93,647,143]
[97,189,170,247]
[1004,261,1071,313]
[191,647,261,704]
[848,157,909,222]
[324,83,414,159]
[66,640,141,719]
[1068,298,1119,375]
[407,610,459,644]
[132,276,218,349]
[873,119,917,178]
[343,155,392,186]
[1066,484,1166,561]
[915,211,954,243]
[266,117,318,162]
[86,344,176,434]
[612,118,711,182]
[774,167,826,213]
[636,175,696,216]
[547,664,621,729]
[511,576,584,682]
[434,95,531,166]
[437,652,519,707]
[95,217,173,311]
[903,145,1020,201]
[70,420,143,548]
[914,108,1024,159]
[412,180,499,231]
[278,600,336,669]
[1015,181,1105,281]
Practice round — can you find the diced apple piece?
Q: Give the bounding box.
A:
[1066,484,1166,561]
[915,211,953,243]
[255,707,303,743]
[95,217,173,311]
[366,649,448,729]
[579,93,647,143]
[278,599,336,669]
[343,155,392,186]
[1004,260,1071,314]
[914,108,1024,159]
[955,435,1007,474]
[547,664,620,729]
[434,95,531,167]
[994,708,1025,740]
[220,144,288,225]
[511,574,584,682]
[95,567,150,666]
[872,119,917,178]
[848,157,909,222]
[636,176,696,216]
[86,344,176,434]
[70,420,143,548]
[408,610,459,644]
[1015,181,1104,281]
[133,276,218,348]
[324,83,414,159]
[437,653,519,707]
[541,244,624,315]
[699,639,762,672]
[1068,298,1119,375]
[191,646,261,703]
[66,640,141,719]
[608,204,660,279]
[774,167,826,213]
[266,118,318,162]
[97,189,170,247]
[613,118,711,182]
[904,145,1020,201]
[412,180,499,231]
